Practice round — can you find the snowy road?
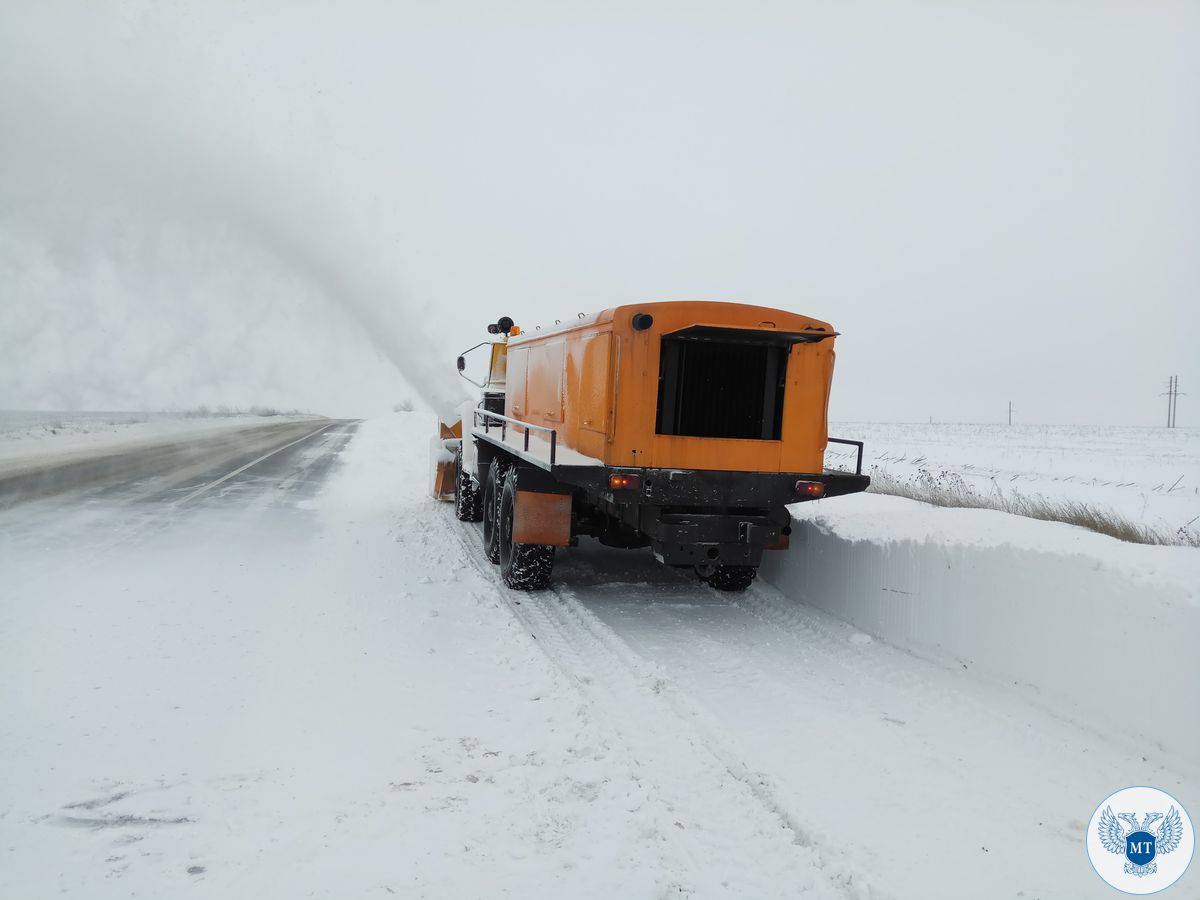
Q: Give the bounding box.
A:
[471,543,1197,900]
[1,413,1195,899]
[0,418,352,510]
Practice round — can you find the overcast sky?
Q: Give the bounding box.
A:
[1,0,1196,424]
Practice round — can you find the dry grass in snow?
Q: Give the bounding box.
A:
[867,467,1200,548]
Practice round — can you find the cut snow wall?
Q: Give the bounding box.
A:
[758,495,1200,758]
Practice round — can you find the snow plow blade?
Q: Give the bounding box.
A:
[429,419,461,502]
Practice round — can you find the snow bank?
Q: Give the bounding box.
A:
[760,494,1200,758]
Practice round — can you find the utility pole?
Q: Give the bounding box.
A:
[1008,401,1013,426]
[1161,376,1185,427]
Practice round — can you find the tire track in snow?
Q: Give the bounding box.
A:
[565,565,1195,899]
[547,581,884,899]
[728,579,1108,757]
[445,512,882,900]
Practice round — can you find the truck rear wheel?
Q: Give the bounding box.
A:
[453,448,483,522]
[706,565,756,592]
[499,470,555,590]
[482,459,504,563]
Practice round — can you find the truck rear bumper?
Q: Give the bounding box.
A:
[642,507,785,568]
[555,466,870,568]
[551,465,870,507]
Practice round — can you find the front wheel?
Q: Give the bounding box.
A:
[453,448,482,522]
[499,470,555,590]
[706,565,756,592]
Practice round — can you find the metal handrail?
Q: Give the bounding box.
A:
[473,408,558,466]
[827,437,865,475]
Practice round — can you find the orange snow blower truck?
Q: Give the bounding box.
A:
[432,301,868,591]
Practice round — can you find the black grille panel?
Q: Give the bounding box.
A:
[655,335,786,440]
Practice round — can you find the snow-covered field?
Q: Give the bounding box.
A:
[1,413,1196,899]
[828,421,1200,540]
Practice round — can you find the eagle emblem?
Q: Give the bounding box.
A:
[1098,805,1185,877]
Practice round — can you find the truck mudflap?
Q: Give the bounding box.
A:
[513,491,572,546]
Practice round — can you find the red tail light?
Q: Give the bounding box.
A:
[795,480,825,498]
[609,473,641,490]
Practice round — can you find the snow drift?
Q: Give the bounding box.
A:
[761,494,1200,759]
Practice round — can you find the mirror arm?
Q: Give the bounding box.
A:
[456,341,492,388]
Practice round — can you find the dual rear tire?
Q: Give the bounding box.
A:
[467,455,749,593]
[701,564,756,592]
[498,470,555,590]
[481,460,554,590]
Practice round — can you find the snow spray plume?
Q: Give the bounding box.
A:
[0,6,469,419]
[211,189,471,420]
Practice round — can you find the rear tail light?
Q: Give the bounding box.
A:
[609,473,641,491]
[795,480,825,498]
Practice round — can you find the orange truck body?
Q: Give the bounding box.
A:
[504,301,836,473]
[442,301,867,591]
